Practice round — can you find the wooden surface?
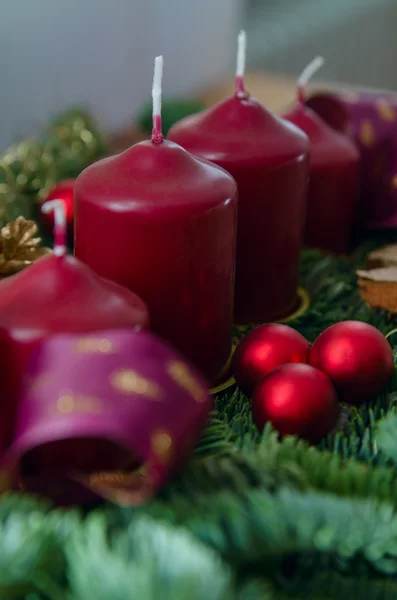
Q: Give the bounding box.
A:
[201,71,297,114]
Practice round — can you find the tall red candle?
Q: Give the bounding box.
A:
[75,57,237,383]
[168,32,309,324]
[283,58,360,254]
[0,201,149,451]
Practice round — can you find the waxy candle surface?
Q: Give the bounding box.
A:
[75,139,237,383]
[283,103,359,254]
[169,95,309,323]
[307,91,397,230]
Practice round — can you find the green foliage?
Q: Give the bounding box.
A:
[0,108,107,228]
[67,514,233,600]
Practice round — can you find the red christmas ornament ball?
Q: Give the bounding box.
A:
[252,363,338,443]
[232,324,310,396]
[309,320,394,404]
[41,180,75,233]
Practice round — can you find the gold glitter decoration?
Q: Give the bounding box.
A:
[75,464,153,506]
[110,369,162,400]
[376,98,396,121]
[167,360,207,403]
[54,392,103,415]
[74,337,114,354]
[0,216,51,277]
[0,109,107,228]
[151,430,173,464]
[359,119,376,147]
[86,465,148,488]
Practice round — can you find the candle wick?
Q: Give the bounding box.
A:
[297,56,324,104]
[152,55,164,144]
[42,199,67,257]
[235,30,249,100]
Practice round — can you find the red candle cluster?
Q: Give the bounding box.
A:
[0,44,368,466]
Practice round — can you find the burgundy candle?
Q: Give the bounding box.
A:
[75,57,237,384]
[169,32,310,324]
[0,201,149,451]
[283,58,360,254]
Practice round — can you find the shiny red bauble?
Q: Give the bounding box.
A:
[41,180,75,234]
[309,320,394,404]
[252,364,339,443]
[232,324,310,396]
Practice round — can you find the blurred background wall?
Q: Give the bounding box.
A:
[1,0,396,150]
[245,0,397,90]
[0,0,241,149]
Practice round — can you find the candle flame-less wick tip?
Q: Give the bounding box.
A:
[235,30,248,99]
[152,55,164,143]
[297,56,325,103]
[42,199,67,256]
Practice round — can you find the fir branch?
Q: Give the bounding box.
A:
[129,486,397,577]
[0,494,65,598]
[256,434,397,506]
[66,514,233,600]
[375,411,397,463]
[290,569,397,600]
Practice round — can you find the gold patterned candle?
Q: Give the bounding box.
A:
[7,329,212,506]
[307,91,397,230]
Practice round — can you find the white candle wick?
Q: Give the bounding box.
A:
[297,56,324,102]
[235,30,248,99]
[152,55,164,143]
[42,199,67,257]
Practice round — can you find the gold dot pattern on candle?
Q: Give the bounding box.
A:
[359,120,376,147]
[151,430,173,464]
[54,392,103,415]
[74,337,114,354]
[86,465,148,488]
[110,369,162,400]
[376,99,396,121]
[166,361,207,403]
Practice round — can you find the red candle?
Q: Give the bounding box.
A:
[168,32,309,324]
[75,57,237,384]
[282,58,360,254]
[0,201,149,450]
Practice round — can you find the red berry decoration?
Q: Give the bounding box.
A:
[252,364,338,443]
[232,324,310,396]
[310,320,394,405]
[41,180,75,235]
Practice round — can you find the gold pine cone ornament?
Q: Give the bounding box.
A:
[0,217,52,278]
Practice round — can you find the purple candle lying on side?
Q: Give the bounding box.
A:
[8,329,212,506]
[307,90,397,230]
